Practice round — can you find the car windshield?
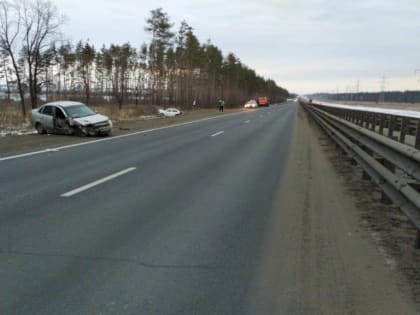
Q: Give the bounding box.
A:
[64,104,96,118]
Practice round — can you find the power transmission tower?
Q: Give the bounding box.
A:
[415,69,420,84]
[356,79,359,101]
[379,74,386,103]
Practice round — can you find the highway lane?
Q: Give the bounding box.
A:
[0,103,296,314]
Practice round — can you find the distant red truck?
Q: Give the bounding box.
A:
[257,96,270,107]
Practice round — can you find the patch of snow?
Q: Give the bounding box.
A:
[299,96,420,118]
[371,232,397,270]
[0,126,36,137]
[140,115,159,120]
[317,100,420,119]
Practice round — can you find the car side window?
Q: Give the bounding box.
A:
[55,107,66,119]
[42,106,53,116]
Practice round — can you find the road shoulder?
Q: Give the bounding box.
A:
[253,105,418,314]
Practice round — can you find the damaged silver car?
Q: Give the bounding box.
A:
[31,101,112,136]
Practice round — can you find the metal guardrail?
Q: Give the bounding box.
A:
[299,97,420,248]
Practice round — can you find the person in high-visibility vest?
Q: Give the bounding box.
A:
[218,98,225,112]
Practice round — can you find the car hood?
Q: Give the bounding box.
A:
[73,114,109,125]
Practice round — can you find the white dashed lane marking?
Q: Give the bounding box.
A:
[61,167,137,197]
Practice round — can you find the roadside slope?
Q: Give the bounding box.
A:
[0,108,244,157]
[252,105,418,314]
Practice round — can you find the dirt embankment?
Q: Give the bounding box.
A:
[0,108,244,157]
[253,105,419,314]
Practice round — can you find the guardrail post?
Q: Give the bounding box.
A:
[372,114,377,132]
[388,116,395,139]
[351,111,356,123]
[408,119,416,137]
[369,114,375,131]
[415,120,420,150]
[379,115,385,135]
[399,118,408,143]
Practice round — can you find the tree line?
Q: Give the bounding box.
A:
[0,1,288,117]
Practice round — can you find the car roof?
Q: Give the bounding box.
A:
[41,101,85,107]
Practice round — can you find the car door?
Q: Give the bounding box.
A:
[53,106,69,133]
[40,105,54,130]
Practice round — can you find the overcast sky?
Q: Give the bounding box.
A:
[54,0,420,94]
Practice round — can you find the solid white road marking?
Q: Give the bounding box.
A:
[211,131,225,137]
[61,167,136,197]
[244,120,251,124]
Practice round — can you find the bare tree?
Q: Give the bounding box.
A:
[0,0,26,116]
[20,0,62,108]
[0,46,12,101]
[0,0,63,116]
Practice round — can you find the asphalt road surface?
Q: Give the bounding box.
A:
[0,103,296,314]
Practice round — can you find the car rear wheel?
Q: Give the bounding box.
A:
[35,123,46,134]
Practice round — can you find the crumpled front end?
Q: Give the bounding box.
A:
[75,120,112,136]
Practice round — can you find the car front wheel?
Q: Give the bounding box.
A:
[73,125,87,137]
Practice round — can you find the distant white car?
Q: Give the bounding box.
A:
[158,108,183,117]
[244,100,258,109]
